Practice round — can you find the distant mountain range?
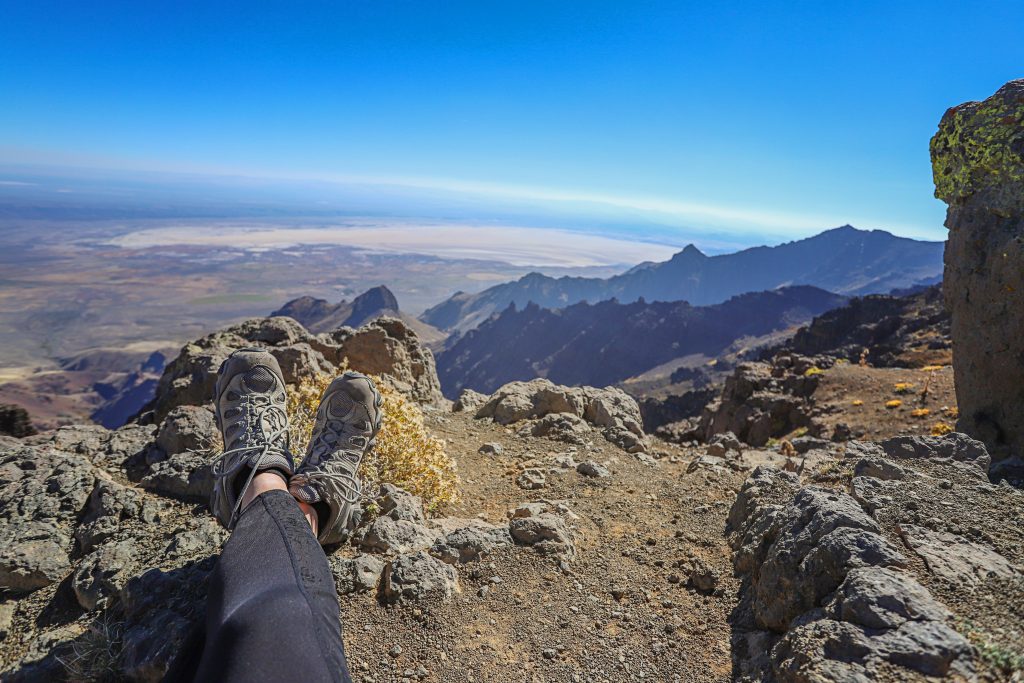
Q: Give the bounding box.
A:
[272,285,445,345]
[420,226,943,334]
[436,286,848,397]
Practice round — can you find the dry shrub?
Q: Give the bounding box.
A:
[885,399,903,409]
[287,370,459,513]
[931,421,954,436]
[851,399,864,407]
[893,382,915,394]
[910,408,930,418]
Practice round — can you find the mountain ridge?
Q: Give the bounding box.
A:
[421,226,943,335]
[436,285,848,397]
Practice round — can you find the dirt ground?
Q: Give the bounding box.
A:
[814,362,957,441]
[336,409,741,683]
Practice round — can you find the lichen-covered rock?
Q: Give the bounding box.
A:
[931,79,1024,478]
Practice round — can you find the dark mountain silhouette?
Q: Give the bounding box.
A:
[274,285,400,332]
[436,286,848,397]
[421,226,943,334]
[272,285,445,344]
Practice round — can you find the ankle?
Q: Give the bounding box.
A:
[239,472,288,511]
[297,500,319,537]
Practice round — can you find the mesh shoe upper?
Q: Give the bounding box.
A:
[211,348,294,529]
[290,371,382,544]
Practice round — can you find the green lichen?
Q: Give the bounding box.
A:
[930,81,1024,206]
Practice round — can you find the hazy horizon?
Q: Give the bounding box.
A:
[3,2,1023,248]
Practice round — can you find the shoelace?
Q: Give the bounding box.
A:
[291,469,362,505]
[211,396,290,527]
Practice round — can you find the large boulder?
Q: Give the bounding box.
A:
[931,79,1024,478]
[698,355,826,447]
[727,454,978,681]
[475,379,647,453]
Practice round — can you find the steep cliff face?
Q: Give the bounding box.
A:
[931,79,1024,477]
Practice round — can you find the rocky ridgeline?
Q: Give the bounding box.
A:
[932,79,1024,478]
[656,353,841,447]
[145,315,447,422]
[727,433,1024,682]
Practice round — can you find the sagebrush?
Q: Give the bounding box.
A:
[287,370,459,512]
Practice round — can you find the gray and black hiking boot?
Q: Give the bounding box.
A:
[211,348,294,529]
[289,371,383,544]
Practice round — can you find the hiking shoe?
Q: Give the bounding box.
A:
[290,371,383,544]
[210,348,294,529]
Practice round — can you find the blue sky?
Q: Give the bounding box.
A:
[1,1,1022,243]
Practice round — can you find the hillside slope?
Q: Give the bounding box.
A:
[436,286,847,397]
[422,226,943,334]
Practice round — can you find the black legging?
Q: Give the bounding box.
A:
[165,489,351,682]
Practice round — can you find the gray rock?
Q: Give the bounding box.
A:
[507,502,548,519]
[754,487,883,630]
[0,447,98,592]
[852,457,907,481]
[576,460,610,478]
[791,435,829,454]
[509,514,575,558]
[155,405,219,456]
[139,450,214,501]
[516,469,547,490]
[832,567,949,630]
[376,484,426,522]
[430,524,512,564]
[359,517,439,555]
[72,540,136,610]
[686,558,718,592]
[478,442,503,456]
[75,479,144,553]
[382,551,459,602]
[551,454,577,469]
[879,433,991,474]
[0,601,13,641]
[453,388,487,413]
[897,524,1017,585]
[118,561,213,681]
[475,379,646,452]
[527,413,591,445]
[708,431,743,457]
[331,554,385,594]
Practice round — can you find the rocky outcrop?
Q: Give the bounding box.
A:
[727,431,1024,681]
[698,354,832,447]
[475,378,647,453]
[931,79,1024,478]
[782,285,950,368]
[144,315,445,422]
